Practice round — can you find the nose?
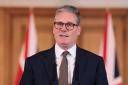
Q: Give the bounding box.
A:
[60,25,68,32]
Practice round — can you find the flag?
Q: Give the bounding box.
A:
[15,9,38,85]
[99,11,122,85]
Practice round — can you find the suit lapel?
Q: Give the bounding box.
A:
[72,47,88,85]
[42,46,58,85]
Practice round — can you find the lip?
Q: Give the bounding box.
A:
[59,34,69,37]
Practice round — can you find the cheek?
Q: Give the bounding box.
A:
[53,29,59,36]
[68,33,77,42]
[53,28,56,34]
[71,30,80,37]
[53,29,62,41]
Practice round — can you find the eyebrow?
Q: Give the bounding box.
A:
[54,21,77,24]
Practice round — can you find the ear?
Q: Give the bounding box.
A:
[77,26,81,35]
[53,27,55,34]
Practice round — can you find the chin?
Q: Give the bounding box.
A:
[58,42,69,49]
[60,42,68,46]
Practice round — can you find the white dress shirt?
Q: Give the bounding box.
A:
[55,43,76,84]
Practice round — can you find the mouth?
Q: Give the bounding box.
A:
[59,34,69,37]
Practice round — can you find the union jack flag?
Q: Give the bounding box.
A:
[14,9,38,85]
[99,11,122,85]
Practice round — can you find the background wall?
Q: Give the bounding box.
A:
[0,1,128,85]
[0,0,128,8]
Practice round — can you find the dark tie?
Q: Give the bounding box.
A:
[59,51,69,85]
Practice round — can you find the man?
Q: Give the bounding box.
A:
[20,5,108,85]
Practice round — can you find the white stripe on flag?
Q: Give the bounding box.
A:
[27,12,37,57]
[105,12,115,85]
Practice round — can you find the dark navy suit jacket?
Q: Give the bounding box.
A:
[20,46,108,85]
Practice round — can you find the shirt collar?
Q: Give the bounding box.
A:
[55,43,76,59]
[55,44,64,59]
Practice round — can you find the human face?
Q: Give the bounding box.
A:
[53,11,81,50]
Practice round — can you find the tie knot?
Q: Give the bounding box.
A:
[62,51,69,57]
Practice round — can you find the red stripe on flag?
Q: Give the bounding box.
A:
[15,9,37,85]
[24,20,29,59]
[103,12,109,63]
[15,65,22,85]
[118,83,122,85]
[15,12,30,85]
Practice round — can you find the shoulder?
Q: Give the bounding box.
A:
[26,46,54,63]
[77,47,105,69]
[77,46,103,62]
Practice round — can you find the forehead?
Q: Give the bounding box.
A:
[54,11,77,23]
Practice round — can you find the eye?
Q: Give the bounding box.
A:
[56,22,64,26]
[66,23,74,27]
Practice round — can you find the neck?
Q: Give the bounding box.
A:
[57,43,76,50]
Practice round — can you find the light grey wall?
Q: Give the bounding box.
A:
[0,0,128,8]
